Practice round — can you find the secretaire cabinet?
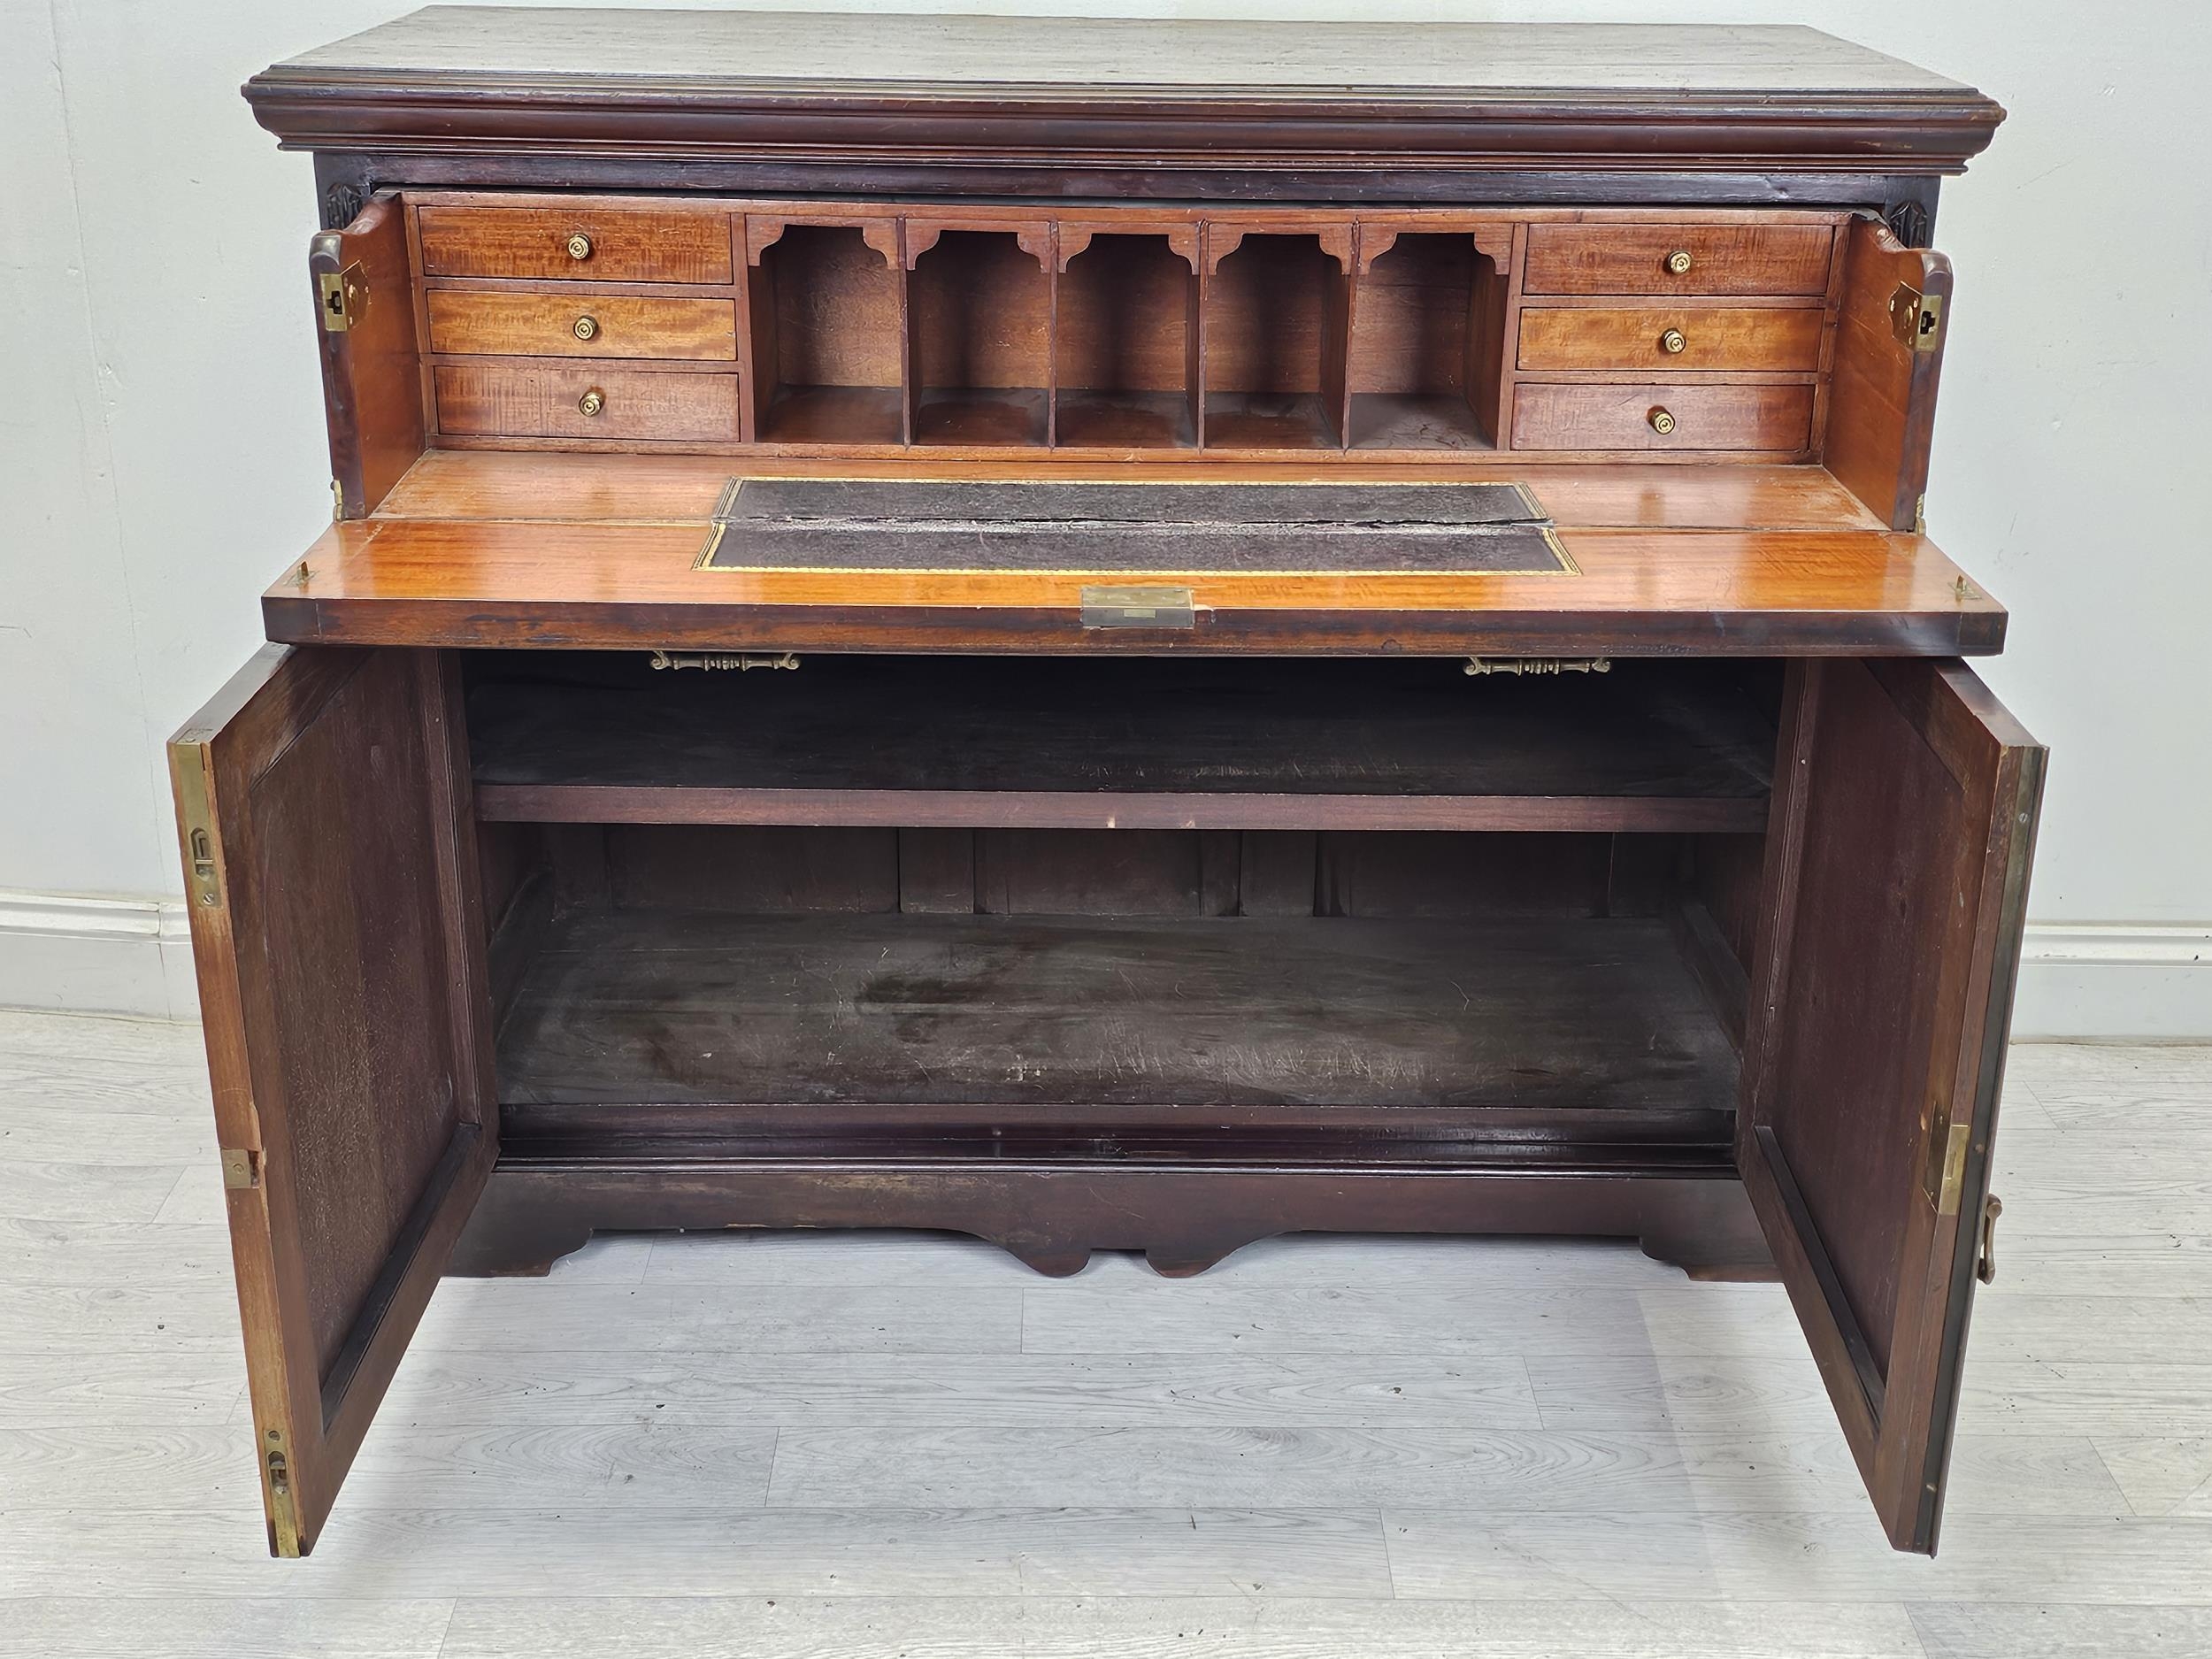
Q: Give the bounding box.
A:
[173,8,2037,1557]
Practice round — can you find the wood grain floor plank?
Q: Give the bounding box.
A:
[761,1425,2124,1515]
[1383,1510,2212,1603]
[0,1161,183,1225]
[0,1217,236,1286]
[434,1594,1933,1659]
[0,1508,1394,1600]
[0,1597,454,1659]
[381,1349,1541,1428]
[1909,1601,2212,1658]
[2090,1437,2212,1517]
[413,1279,1026,1354]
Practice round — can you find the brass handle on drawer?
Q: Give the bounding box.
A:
[1664,249,1694,275]
[1660,327,1687,355]
[565,233,593,261]
[1647,406,1677,435]
[572,314,599,342]
[577,388,605,418]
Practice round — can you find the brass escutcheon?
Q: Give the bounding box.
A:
[565,233,593,260]
[577,388,605,417]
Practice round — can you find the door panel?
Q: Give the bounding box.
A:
[1826,216,1952,531]
[1740,657,2041,1553]
[313,193,425,518]
[171,645,495,1555]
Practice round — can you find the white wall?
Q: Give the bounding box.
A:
[5,0,2209,1032]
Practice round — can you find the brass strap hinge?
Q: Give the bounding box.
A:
[1465,657,1612,677]
[1889,282,1944,354]
[174,759,221,910]
[263,1431,303,1556]
[317,262,365,333]
[219,1148,261,1190]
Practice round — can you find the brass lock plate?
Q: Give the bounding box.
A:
[317,262,365,333]
[1080,586,1197,629]
[1889,282,1944,353]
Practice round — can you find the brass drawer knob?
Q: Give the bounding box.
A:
[1664,249,1694,275]
[577,388,605,418]
[565,233,593,261]
[572,314,600,342]
[1647,406,1677,435]
[1659,327,1687,355]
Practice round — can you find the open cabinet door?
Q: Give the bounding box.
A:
[1826,215,1952,532]
[171,646,495,1555]
[1740,657,2043,1553]
[312,192,424,518]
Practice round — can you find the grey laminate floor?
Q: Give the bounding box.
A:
[2,1008,2208,1657]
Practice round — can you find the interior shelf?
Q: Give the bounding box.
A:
[467,657,1778,832]
[1202,234,1348,449]
[909,230,1051,447]
[750,226,906,444]
[1055,232,1198,449]
[1348,232,1502,450]
[495,910,1740,1121]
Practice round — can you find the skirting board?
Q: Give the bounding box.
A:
[0,888,2206,1039]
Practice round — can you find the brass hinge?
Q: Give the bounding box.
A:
[174,758,221,910]
[1913,494,1928,534]
[648,649,800,672]
[219,1148,261,1190]
[1889,283,1944,353]
[1932,1118,1972,1215]
[1080,585,1196,630]
[330,478,345,522]
[317,263,365,333]
[264,1431,303,1557]
[1465,657,1612,677]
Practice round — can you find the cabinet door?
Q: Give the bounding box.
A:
[313,192,424,518]
[1826,215,1953,531]
[170,646,495,1555]
[1740,658,2043,1552]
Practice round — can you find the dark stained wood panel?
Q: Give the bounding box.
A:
[248,15,2003,185]
[495,910,1740,1113]
[465,655,1774,833]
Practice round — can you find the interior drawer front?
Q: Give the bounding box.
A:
[426,291,739,360]
[1523,226,1835,296]
[1517,306,1825,373]
[434,365,741,441]
[1511,383,1815,452]
[417,205,734,283]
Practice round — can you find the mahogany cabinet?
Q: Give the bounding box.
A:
[173,9,2037,1557]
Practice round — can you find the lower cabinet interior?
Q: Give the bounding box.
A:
[467,655,1776,1174]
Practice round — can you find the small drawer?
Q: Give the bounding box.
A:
[418,205,733,283]
[426,291,738,360]
[1517,306,1824,373]
[1511,383,1815,452]
[1523,225,1834,296]
[434,365,741,442]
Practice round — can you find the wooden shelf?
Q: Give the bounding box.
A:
[467,656,1776,831]
[495,910,1740,1117]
